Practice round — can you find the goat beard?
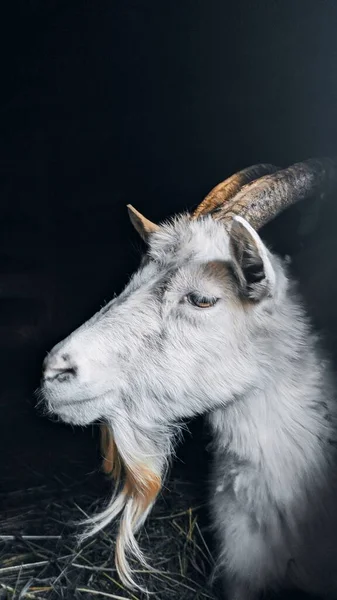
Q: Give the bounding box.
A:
[79,419,175,591]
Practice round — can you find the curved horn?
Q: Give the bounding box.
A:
[192,164,280,219]
[127,204,159,241]
[210,158,337,231]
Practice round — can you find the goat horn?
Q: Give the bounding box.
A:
[209,157,337,231]
[127,204,159,240]
[192,164,280,219]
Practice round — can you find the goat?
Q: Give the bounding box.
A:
[40,158,337,599]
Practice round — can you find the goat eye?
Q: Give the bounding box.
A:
[186,293,218,308]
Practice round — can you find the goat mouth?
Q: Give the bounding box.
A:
[50,397,95,408]
[40,380,99,405]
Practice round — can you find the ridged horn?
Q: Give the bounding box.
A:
[210,157,337,231]
[192,164,280,219]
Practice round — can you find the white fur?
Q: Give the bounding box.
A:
[41,214,337,598]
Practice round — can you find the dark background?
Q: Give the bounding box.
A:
[1,0,337,595]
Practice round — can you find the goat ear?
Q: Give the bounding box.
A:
[229,216,276,301]
[127,204,159,242]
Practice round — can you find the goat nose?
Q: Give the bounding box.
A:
[43,353,77,382]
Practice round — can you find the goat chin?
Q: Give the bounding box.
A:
[44,399,98,425]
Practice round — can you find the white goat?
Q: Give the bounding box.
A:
[41,158,337,599]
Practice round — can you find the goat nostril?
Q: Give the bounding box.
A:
[43,363,77,382]
[61,366,77,376]
[49,367,76,382]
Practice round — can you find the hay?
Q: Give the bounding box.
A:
[0,472,217,600]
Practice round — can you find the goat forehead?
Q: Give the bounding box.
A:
[114,218,231,304]
[148,216,230,265]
